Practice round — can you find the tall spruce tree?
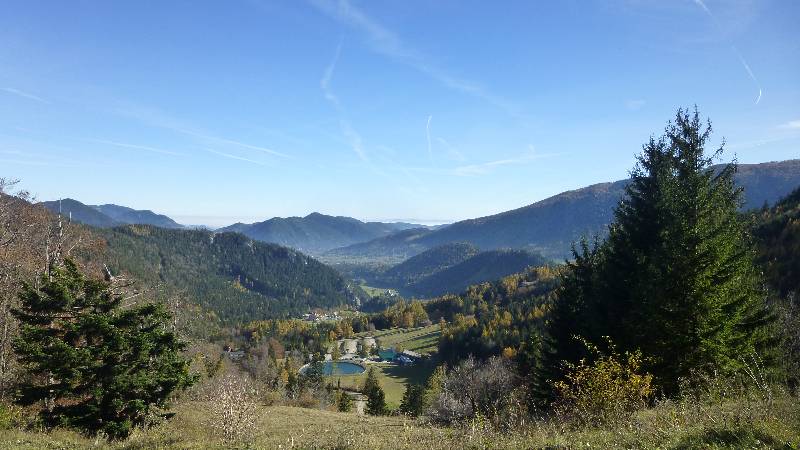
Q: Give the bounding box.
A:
[536,238,602,402]
[541,108,774,396]
[13,260,195,438]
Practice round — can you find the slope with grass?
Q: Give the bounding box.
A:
[2,394,798,449]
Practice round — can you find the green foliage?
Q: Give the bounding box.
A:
[99,226,360,324]
[12,260,195,439]
[337,391,353,412]
[542,108,776,396]
[408,249,550,298]
[399,384,426,417]
[432,266,560,365]
[363,367,387,415]
[380,242,480,286]
[552,339,654,427]
[369,300,430,329]
[753,185,800,299]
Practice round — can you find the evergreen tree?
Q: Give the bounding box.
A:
[541,108,775,396]
[537,238,602,401]
[12,260,195,439]
[337,391,353,412]
[362,367,386,415]
[399,383,426,417]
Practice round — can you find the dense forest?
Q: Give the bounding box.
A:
[97,225,365,325]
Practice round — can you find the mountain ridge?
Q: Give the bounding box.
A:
[327,159,800,261]
[217,212,427,255]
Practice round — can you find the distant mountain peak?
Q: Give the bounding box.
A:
[39,199,183,229]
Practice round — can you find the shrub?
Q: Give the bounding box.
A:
[429,356,524,429]
[552,339,653,427]
[206,371,260,444]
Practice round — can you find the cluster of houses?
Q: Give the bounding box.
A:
[301,310,341,323]
[327,336,423,366]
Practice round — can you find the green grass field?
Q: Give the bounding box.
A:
[332,361,436,408]
[329,325,442,406]
[359,324,441,355]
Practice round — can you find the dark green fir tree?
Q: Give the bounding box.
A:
[13,260,195,439]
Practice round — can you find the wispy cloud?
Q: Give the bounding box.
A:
[436,137,466,162]
[112,105,290,159]
[204,148,267,166]
[426,115,433,162]
[1,87,50,104]
[453,145,561,176]
[778,120,800,130]
[87,138,184,156]
[176,129,289,158]
[310,0,517,114]
[692,0,762,105]
[320,40,369,162]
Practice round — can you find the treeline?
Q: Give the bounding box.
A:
[429,266,559,365]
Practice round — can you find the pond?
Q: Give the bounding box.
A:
[301,361,366,376]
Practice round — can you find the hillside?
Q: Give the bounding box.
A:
[408,249,549,298]
[329,159,800,260]
[381,242,479,285]
[96,225,364,324]
[754,185,800,299]
[218,212,425,255]
[93,204,183,229]
[40,198,184,229]
[39,198,120,228]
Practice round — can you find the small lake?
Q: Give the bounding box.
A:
[302,361,366,376]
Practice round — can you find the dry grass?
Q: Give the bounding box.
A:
[1,391,798,449]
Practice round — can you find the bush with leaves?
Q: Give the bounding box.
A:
[12,260,195,439]
[552,339,653,427]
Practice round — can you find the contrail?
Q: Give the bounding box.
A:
[692,0,762,105]
[426,115,433,163]
[733,46,762,104]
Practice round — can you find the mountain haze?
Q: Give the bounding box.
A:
[93,204,183,229]
[328,159,800,261]
[40,198,184,229]
[218,212,425,254]
[407,249,549,298]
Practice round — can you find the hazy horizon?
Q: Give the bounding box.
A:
[2,1,799,226]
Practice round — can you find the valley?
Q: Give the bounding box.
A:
[2,2,800,446]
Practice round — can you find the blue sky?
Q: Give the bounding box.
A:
[1,0,798,227]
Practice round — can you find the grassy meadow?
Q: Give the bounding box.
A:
[2,393,798,449]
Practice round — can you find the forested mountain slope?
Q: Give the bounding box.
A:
[330,159,800,260]
[381,243,479,286]
[98,225,364,324]
[218,212,424,254]
[407,249,549,298]
[93,204,183,229]
[754,185,800,299]
[40,198,183,229]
